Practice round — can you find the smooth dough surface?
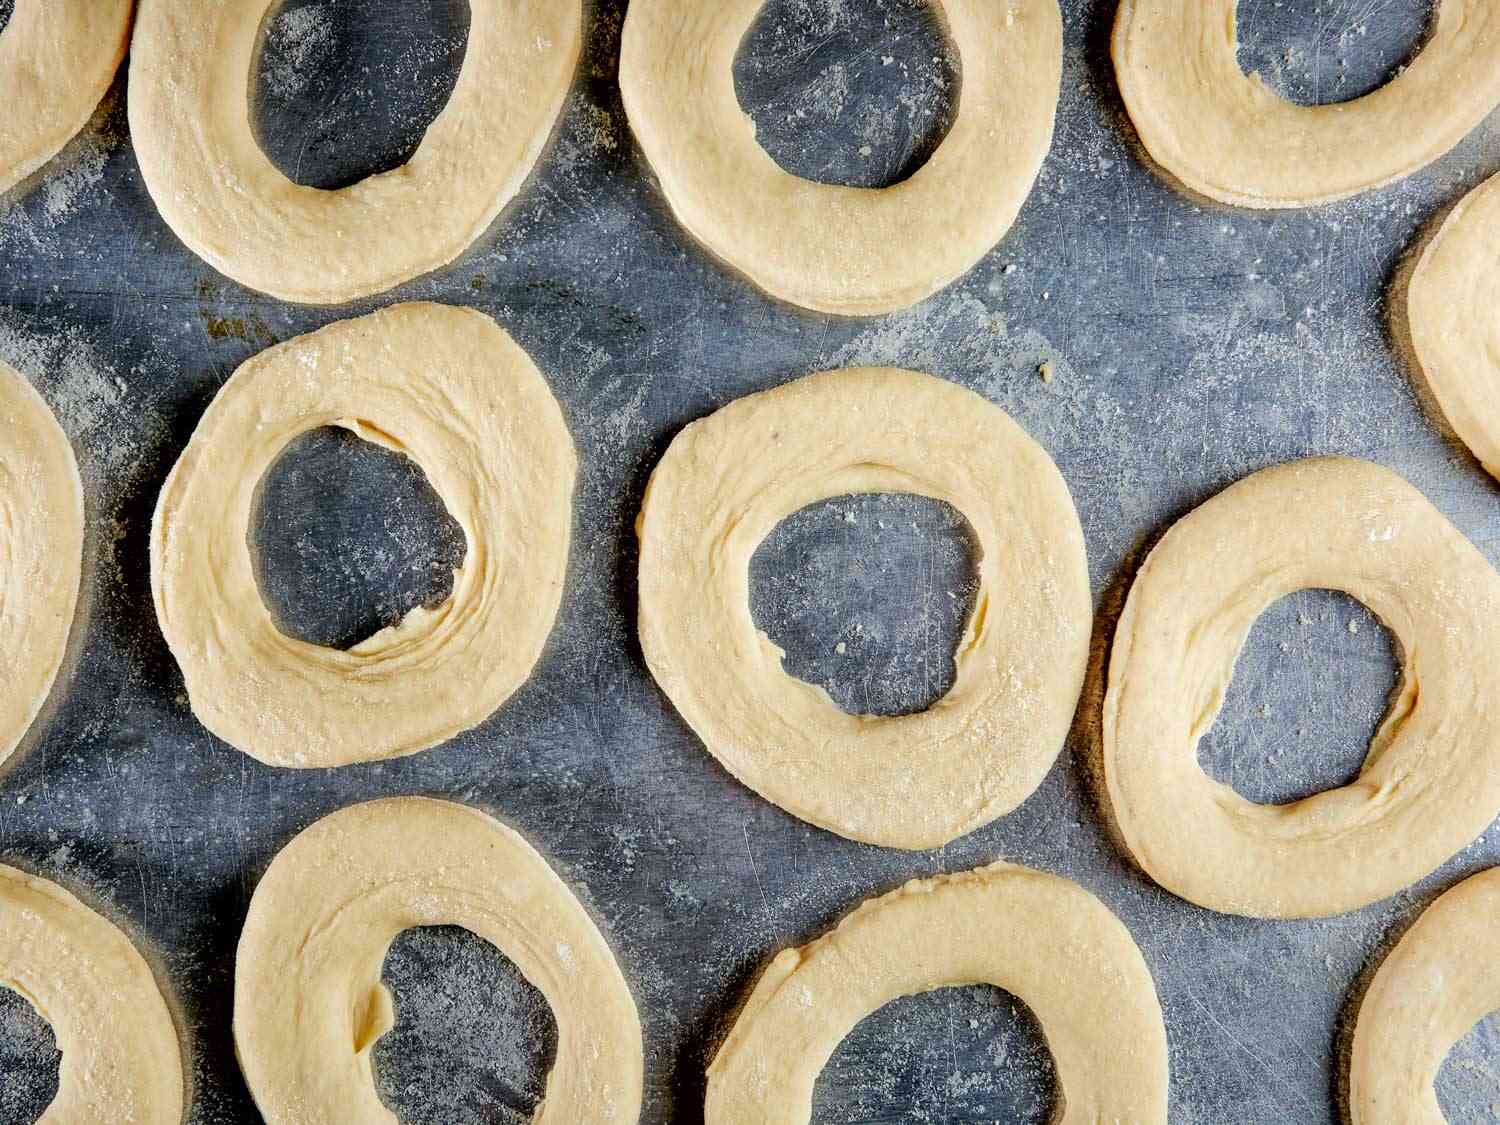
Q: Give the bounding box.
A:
[620,0,1062,315]
[637,368,1090,850]
[706,862,1169,1123]
[0,864,185,1124]
[0,360,84,770]
[235,796,643,1125]
[0,0,132,195]
[151,303,576,769]
[128,0,581,304]
[1113,0,1500,208]
[1103,457,1500,919]
[1350,867,1500,1123]
[1405,172,1500,477]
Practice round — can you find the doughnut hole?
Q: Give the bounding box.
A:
[749,493,980,718]
[734,0,960,188]
[0,987,60,1124]
[1437,1011,1500,1121]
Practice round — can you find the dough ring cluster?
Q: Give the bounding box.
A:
[706,862,1169,1123]
[0,0,131,195]
[128,1,581,304]
[0,360,83,771]
[151,303,576,769]
[1350,867,1500,1123]
[620,0,1062,315]
[1113,0,1500,208]
[235,797,643,1125]
[1103,457,1500,919]
[0,864,185,1123]
[637,367,1091,850]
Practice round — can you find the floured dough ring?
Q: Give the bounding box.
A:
[706,862,1169,1123]
[235,796,643,1125]
[1349,867,1500,1123]
[0,864,185,1123]
[1405,173,1500,477]
[620,0,1062,315]
[128,1,581,304]
[637,368,1090,850]
[0,360,83,770]
[151,303,576,768]
[1113,1,1500,208]
[0,0,132,195]
[1103,457,1500,919]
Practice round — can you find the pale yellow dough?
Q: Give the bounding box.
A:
[0,359,83,770]
[151,303,576,769]
[235,797,643,1125]
[0,864,185,1124]
[706,862,1169,1123]
[620,0,1062,316]
[0,0,131,195]
[637,368,1091,850]
[1113,0,1500,208]
[128,0,581,304]
[1104,457,1500,919]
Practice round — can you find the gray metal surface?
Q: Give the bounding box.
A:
[0,0,1496,1121]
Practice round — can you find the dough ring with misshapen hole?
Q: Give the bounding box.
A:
[619,0,1062,316]
[1103,457,1500,919]
[127,0,581,304]
[235,797,643,1125]
[1350,867,1500,1123]
[706,862,1169,1123]
[636,368,1091,850]
[0,359,83,771]
[1112,0,1500,209]
[151,303,576,769]
[0,864,186,1123]
[0,0,132,196]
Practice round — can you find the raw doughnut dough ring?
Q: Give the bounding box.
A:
[1350,867,1500,1123]
[0,864,185,1123]
[235,796,643,1125]
[128,1,581,304]
[1113,1,1500,208]
[1103,457,1500,919]
[0,0,132,195]
[151,303,576,769]
[706,862,1169,1123]
[0,360,83,771]
[637,367,1091,850]
[620,0,1062,316]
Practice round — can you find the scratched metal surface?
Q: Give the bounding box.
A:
[0,0,1498,1121]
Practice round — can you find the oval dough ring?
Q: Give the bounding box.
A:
[0,359,83,770]
[637,367,1091,850]
[620,0,1062,316]
[1112,1,1500,209]
[1349,867,1500,1123]
[1103,456,1500,919]
[235,796,643,1125]
[1405,172,1500,478]
[0,0,132,195]
[127,1,581,304]
[0,864,185,1123]
[706,862,1169,1123]
[151,302,577,769]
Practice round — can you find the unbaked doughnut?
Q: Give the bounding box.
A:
[706,862,1169,1123]
[151,303,576,769]
[0,864,185,1123]
[1113,1,1500,208]
[128,1,581,304]
[235,797,642,1125]
[637,367,1090,850]
[1103,457,1500,919]
[0,0,131,195]
[620,0,1062,315]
